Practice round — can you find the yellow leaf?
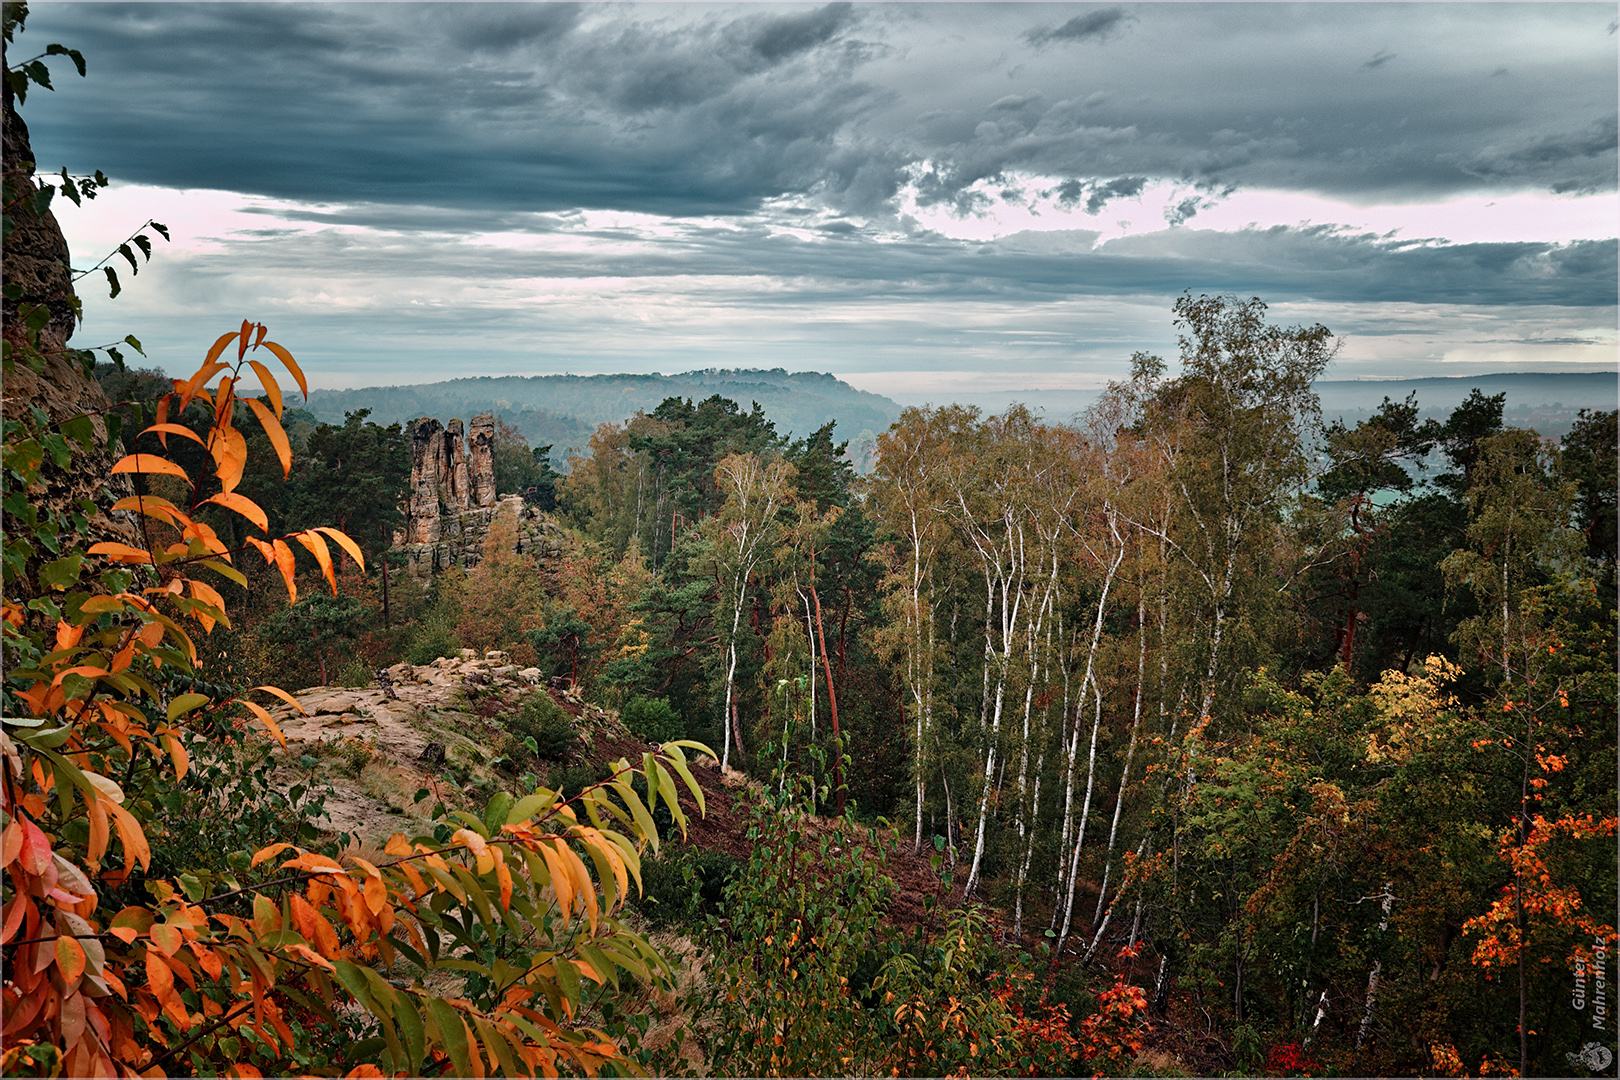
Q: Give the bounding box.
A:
[294,530,336,593]
[240,700,287,748]
[254,684,306,715]
[313,527,366,574]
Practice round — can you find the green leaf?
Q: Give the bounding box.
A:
[394,994,426,1072]
[167,692,210,720]
[103,266,120,298]
[201,558,247,588]
[117,243,138,274]
[123,334,144,355]
[425,997,473,1079]
[57,168,80,206]
[39,553,82,591]
[482,790,514,834]
[149,222,170,241]
[59,414,93,449]
[507,788,557,824]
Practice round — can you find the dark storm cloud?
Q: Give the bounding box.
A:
[19,2,1616,225]
[1025,7,1132,46]
[444,4,582,53]
[750,3,855,62]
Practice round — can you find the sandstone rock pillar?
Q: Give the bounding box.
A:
[469,413,497,508]
[406,418,446,544]
[445,419,470,510]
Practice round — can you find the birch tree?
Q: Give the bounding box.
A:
[708,452,796,771]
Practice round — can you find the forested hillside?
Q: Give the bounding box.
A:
[304,369,902,466]
[5,10,1616,1076]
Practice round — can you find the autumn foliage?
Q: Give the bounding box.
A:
[2,324,711,1076]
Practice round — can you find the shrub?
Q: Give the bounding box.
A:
[633,848,740,927]
[621,694,684,743]
[403,605,460,665]
[508,690,577,763]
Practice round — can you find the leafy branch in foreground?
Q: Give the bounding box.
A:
[3,319,715,1076]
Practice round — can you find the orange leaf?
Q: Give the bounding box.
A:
[187,579,228,635]
[202,491,269,534]
[105,801,151,872]
[211,425,248,495]
[175,361,228,415]
[161,734,189,782]
[145,948,175,1004]
[19,816,53,875]
[110,494,188,529]
[238,320,254,360]
[262,341,308,399]
[246,537,277,565]
[149,923,182,957]
[494,847,514,911]
[86,542,154,565]
[284,942,336,972]
[294,530,336,592]
[314,527,366,574]
[139,422,206,447]
[110,453,188,480]
[244,397,292,479]
[204,331,240,367]
[56,933,87,984]
[55,620,84,651]
[153,394,171,446]
[271,539,297,603]
[251,844,297,869]
[244,359,283,417]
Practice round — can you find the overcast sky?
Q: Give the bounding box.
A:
[17,2,1619,403]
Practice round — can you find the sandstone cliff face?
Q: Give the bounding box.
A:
[394,413,562,575]
[2,61,137,607]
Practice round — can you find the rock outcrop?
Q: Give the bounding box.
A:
[2,59,138,609]
[394,414,564,575]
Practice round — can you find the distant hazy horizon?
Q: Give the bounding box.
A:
[23,3,1615,398]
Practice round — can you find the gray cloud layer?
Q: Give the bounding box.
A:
[12,3,1615,390]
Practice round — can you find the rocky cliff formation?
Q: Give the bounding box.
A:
[2,52,138,607]
[394,413,563,575]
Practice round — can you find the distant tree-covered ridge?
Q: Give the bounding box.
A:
[305,368,902,459]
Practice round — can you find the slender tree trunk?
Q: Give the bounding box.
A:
[1058,673,1105,953]
[1357,882,1394,1049]
[721,596,743,770]
[810,582,843,816]
[800,589,817,743]
[1097,593,1148,922]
